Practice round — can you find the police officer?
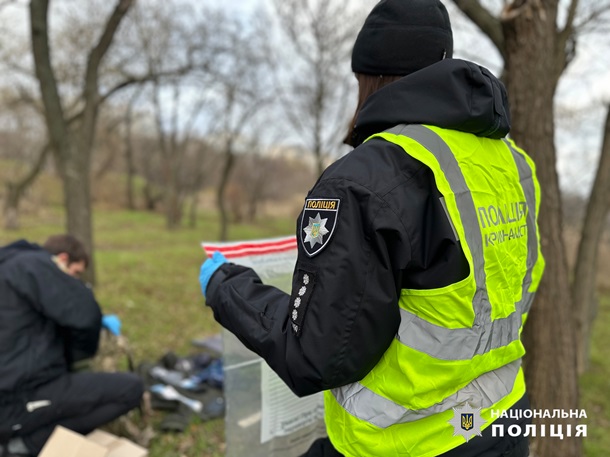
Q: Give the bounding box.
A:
[0,235,143,456]
[199,1,544,456]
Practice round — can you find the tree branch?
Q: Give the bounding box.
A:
[451,0,506,58]
[564,0,580,36]
[79,0,134,151]
[10,84,44,113]
[99,61,196,106]
[4,141,50,229]
[574,3,610,33]
[571,104,610,373]
[0,58,38,82]
[85,0,135,86]
[557,0,580,71]
[7,142,50,196]
[152,79,168,158]
[29,0,68,153]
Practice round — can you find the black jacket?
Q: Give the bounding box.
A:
[0,240,102,400]
[206,59,512,396]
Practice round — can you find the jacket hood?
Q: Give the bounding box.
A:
[0,240,42,265]
[351,59,511,146]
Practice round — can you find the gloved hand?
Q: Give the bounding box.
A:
[101,314,122,336]
[199,251,228,299]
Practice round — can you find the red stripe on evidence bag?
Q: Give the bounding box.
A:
[202,237,297,259]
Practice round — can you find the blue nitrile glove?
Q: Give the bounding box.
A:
[199,251,228,299]
[101,314,122,336]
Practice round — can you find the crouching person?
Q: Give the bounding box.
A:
[0,235,143,456]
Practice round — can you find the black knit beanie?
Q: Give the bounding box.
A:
[352,0,453,76]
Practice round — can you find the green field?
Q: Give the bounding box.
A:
[581,293,610,456]
[0,205,608,456]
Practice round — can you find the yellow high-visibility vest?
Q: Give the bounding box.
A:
[325,124,545,457]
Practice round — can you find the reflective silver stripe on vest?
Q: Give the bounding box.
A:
[384,125,539,360]
[386,124,492,324]
[398,308,521,360]
[332,359,521,428]
[503,139,539,315]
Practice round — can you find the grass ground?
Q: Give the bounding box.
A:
[580,293,610,456]
[0,205,608,456]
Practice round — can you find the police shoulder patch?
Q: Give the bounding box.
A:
[300,198,340,257]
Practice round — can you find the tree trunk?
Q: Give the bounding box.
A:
[314,81,325,178]
[164,184,182,230]
[63,140,96,283]
[161,153,183,229]
[502,3,581,456]
[142,181,160,211]
[217,139,235,241]
[188,193,198,228]
[4,184,20,230]
[3,144,49,230]
[125,129,136,210]
[572,106,610,374]
[124,89,139,211]
[30,0,134,286]
[247,194,258,223]
[30,0,95,281]
[125,108,136,211]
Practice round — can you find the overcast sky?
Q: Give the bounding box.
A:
[186,0,610,196]
[214,0,610,196]
[1,0,609,196]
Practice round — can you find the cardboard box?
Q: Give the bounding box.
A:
[39,426,147,457]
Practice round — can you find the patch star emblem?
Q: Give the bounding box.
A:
[448,403,486,443]
[303,213,329,248]
[300,198,340,257]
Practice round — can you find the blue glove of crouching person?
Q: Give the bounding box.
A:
[101,314,122,336]
[199,251,228,300]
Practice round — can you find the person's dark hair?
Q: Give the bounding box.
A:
[344,73,403,147]
[43,234,89,267]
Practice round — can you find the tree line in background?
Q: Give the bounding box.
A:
[0,0,372,262]
[1,1,610,456]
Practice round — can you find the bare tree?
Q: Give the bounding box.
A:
[183,139,217,229]
[451,1,610,456]
[0,19,49,229]
[122,88,142,210]
[28,0,206,280]
[4,144,50,229]
[129,1,219,229]
[0,90,48,229]
[571,106,610,372]
[227,138,275,223]
[29,0,135,283]
[207,11,274,241]
[151,79,209,229]
[92,113,124,183]
[272,0,372,176]
[135,135,164,211]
